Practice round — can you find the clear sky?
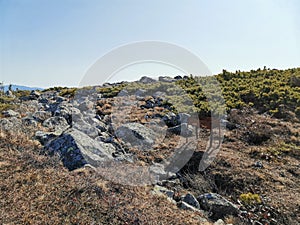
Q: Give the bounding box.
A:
[0,0,300,88]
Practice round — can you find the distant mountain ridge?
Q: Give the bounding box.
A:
[3,84,43,92]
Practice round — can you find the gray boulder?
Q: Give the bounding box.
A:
[152,91,166,99]
[197,193,240,220]
[71,107,84,122]
[141,98,156,109]
[30,90,41,100]
[174,75,183,80]
[22,116,38,127]
[19,95,31,101]
[135,89,147,98]
[0,117,22,131]
[167,123,193,137]
[182,193,200,209]
[95,132,111,142]
[77,100,94,113]
[139,76,157,84]
[43,116,69,132]
[72,118,100,138]
[118,89,129,96]
[2,110,20,118]
[151,185,176,204]
[97,142,116,155]
[177,201,201,212]
[152,185,174,199]
[45,129,114,170]
[158,76,176,83]
[214,219,226,225]
[32,111,52,122]
[95,120,108,132]
[115,123,159,148]
[178,113,191,124]
[54,104,74,123]
[35,130,58,145]
[46,102,60,115]
[55,96,66,103]
[149,163,176,181]
[162,112,180,127]
[38,97,49,104]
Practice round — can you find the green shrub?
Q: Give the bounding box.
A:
[0,96,15,112]
[176,67,300,116]
[59,88,77,98]
[239,193,261,205]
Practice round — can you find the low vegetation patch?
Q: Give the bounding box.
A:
[239,193,262,205]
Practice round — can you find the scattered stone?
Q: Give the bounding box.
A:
[54,104,73,123]
[22,116,38,127]
[35,130,58,145]
[182,193,200,209]
[78,100,94,113]
[149,163,176,181]
[214,219,226,225]
[71,107,84,122]
[43,116,69,132]
[2,110,20,118]
[72,118,100,138]
[141,98,156,109]
[253,161,264,168]
[55,96,66,103]
[197,193,240,220]
[139,76,157,84]
[32,111,52,122]
[174,75,183,80]
[158,76,176,83]
[152,185,174,199]
[178,201,202,212]
[97,142,116,155]
[30,90,41,100]
[38,97,49,104]
[46,102,60,115]
[135,89,147,97]
[0,117,22,131]
[93,120,108,132]
[118,89,129,96]
[162,112,180,127]
[96,132,111,142]
[152,91,166,99]
[157,178,181,187]
[167,123,193,137]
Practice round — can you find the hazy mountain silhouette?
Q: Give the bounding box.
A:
[3,84,43,92]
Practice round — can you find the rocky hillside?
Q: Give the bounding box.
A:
[0,68,299,225]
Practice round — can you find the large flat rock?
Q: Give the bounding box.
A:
[115,123,160,149]
[45,129,114,170]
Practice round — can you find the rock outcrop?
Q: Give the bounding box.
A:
[45,129,114,170]
[115,123,160,148]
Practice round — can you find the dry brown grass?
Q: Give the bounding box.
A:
[0,129,211,225]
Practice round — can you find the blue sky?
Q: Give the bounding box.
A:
[0,0,299,88]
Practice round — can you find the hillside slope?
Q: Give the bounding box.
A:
[0,68,299,224]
